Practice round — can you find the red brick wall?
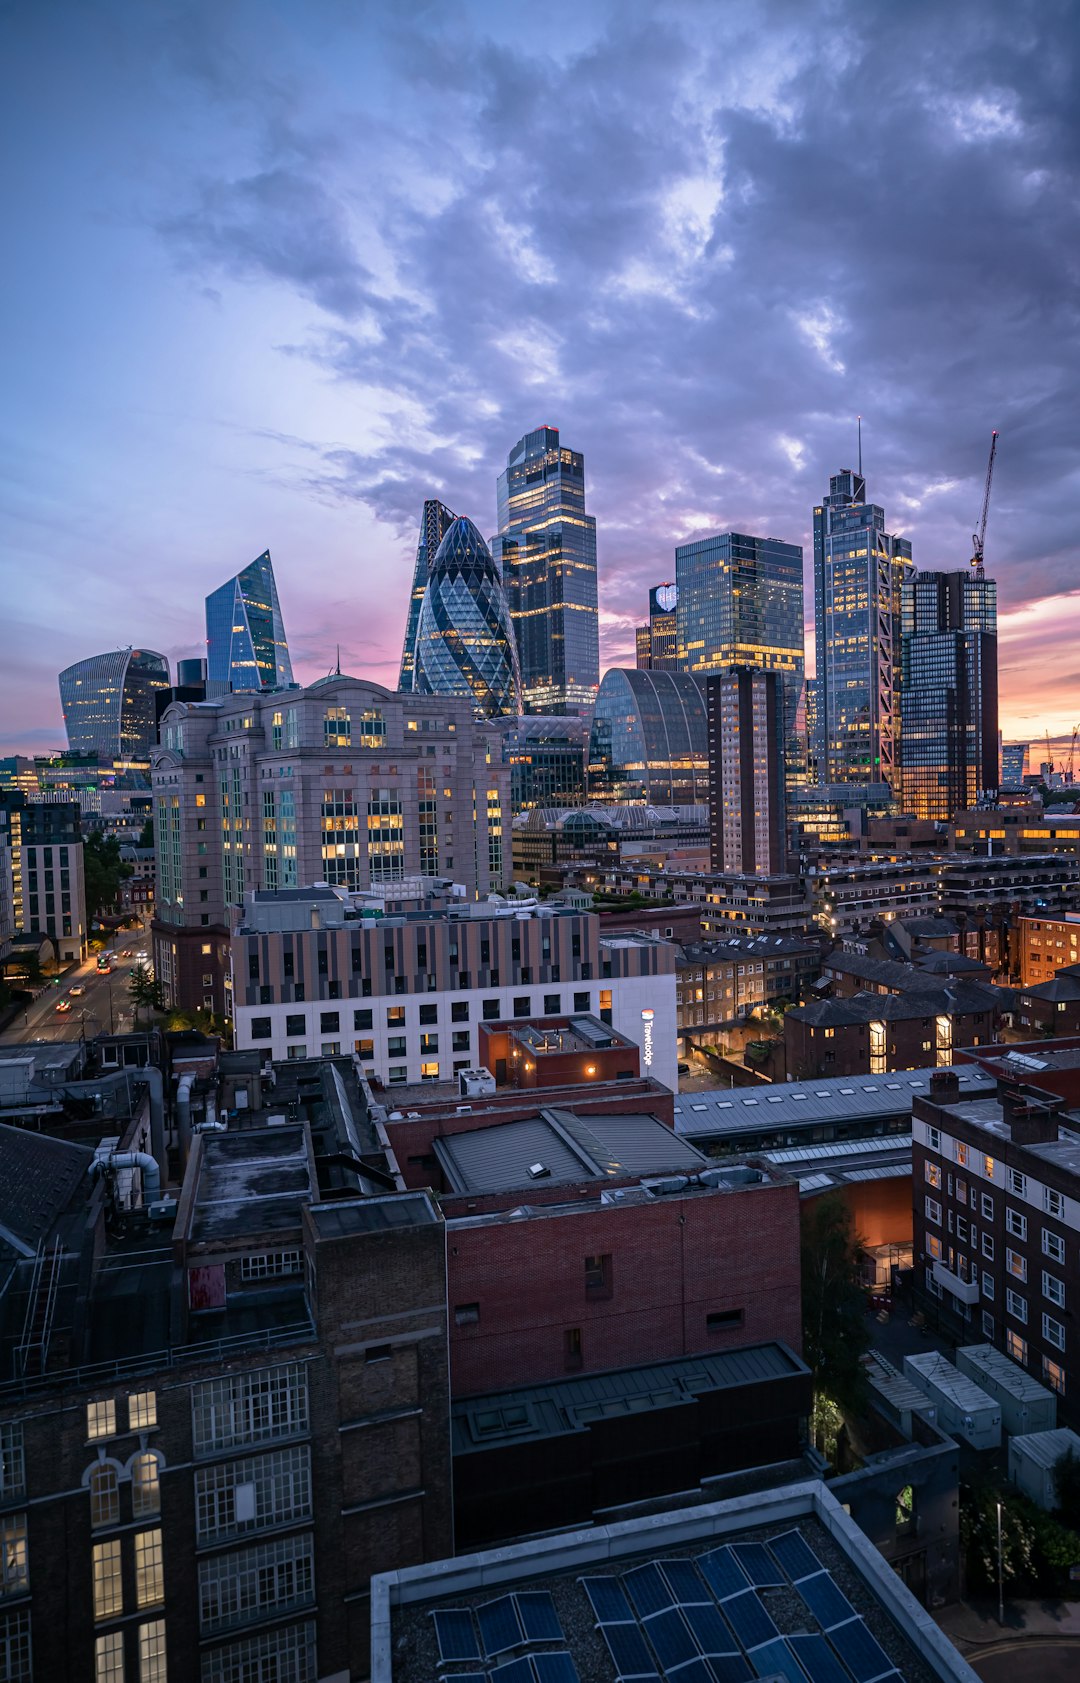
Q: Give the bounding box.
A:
[446,1181,802,1396]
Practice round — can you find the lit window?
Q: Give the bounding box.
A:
[1006,1329,1027,1365]
[138,1620,167,1683]
[1006,1248,1027,1282]
[87,1401,116,1442]
[1043,1356,1066,1396]
[93,1539,123,1620]
[131,1454,161,1519]
[128,1393,157,1431]
[95,1631,125,1683]
[89,1463,120,1529]
[0,1515,28,1598]
[134,1530,164,1609]
[924,1162,941,1189]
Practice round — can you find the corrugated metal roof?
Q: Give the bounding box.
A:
[764,1135,913,1165]
[672,1065,994,1138]
[1011,1427,1080,1471]
[843,1163,912,1182]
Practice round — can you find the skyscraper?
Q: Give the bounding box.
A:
[635,583,679,671]
[674,531,804,790]
[492,427,599,713]
[413,517,522,717]
[58,648,171,762]
[1001,742,1030,786]
[587,669,708,805]
[813,470,913,789]
[707,668,787,876]
[205,549,293,693]
[900,570,998,820]
[398,499,458,690]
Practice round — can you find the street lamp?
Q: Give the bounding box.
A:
[997,1499,1004,1626]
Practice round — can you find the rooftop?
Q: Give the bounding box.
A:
[434,1108,708,1195]
[672,1065,996,1140]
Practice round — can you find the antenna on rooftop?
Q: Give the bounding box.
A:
[857,415,863,477]
[335,644,341,676]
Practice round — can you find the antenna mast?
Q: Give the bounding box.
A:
[857,415,862,477]
[971,430,999,575]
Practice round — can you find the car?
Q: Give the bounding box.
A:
[55,999,72,1013]
[69,985,85,997]
[121,950,134,959]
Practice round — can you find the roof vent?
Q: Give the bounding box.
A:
[527,1162,550,1179]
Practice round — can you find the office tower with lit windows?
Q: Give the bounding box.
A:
[205,550,293,693]
[1001,742,1030,786]
[492,427,599,713]
[399,499,458,690]
[900,569,998,820]
[59,648,171,763]
[813,470,913,790]
[412,517,521,718]
[675,531,804,792]
[635,583,680,671]
[587,669,708,806]
[707,669,787,876]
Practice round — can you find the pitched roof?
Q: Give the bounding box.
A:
[0,1124,94,1254]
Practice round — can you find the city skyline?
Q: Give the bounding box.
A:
[3,0,1079,753]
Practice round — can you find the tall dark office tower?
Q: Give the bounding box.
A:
[900,570,998,820]
[58,648,171,762]
[205,549,293,692]
[635,583,679,670]
[675,532,804,792]
[707,668,787,876]
[492,427,599,713]
[414,517,522,717]
[399,499,458,690]
[813,469,913,790]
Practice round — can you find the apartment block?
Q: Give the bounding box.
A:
[0,794,87,963]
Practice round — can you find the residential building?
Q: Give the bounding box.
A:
[1020,912,1080,986]
[813,468,913,790]
[500,713,588,812]
[119,844,155,913]
[700,872,813,937]
[675,529,805,791]
[900,569,998,820]
[952,806,1080,857]
[676,933,821,1040]
[412,515,522,717]
[707,667,787,875]
[204,549,293,692]
[781,978,1003,1082]
[58,648,171,763]
[491,426,599,713]
[635,581,680,670]
[398,498,457,691]
[810,856,940,933]
[911,1070,1080,1421]
[230,885,679,1089]
[1001,742,1030,786]
[151,677,509,1015]
[587,669,708,804]
[0,794,87,962]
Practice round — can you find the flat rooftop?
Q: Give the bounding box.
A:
[511,1017,636,1056]
[434,1108,709,1194]
[186,1125,314,1244]
[931,1097,1080,1174]
[673,1065,995,1140]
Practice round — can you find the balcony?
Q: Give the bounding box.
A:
[933,1260,979,1305]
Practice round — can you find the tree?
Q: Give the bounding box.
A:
[801,1193,871,1415]
[137,816,154,849]
[128,962,163,1025]
[83,833,131,922]
[1053,1448,1080,1529]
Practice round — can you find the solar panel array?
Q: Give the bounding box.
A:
[432,1593,579,1681]
[579,1530,905,1683]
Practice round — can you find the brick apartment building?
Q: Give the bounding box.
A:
[1019,911,1080,985]
[911,1070,1080,1420]
[780,979,1002,1081]
[675,932,821,1042]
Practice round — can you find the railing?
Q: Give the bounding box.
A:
[0,1319,316,1401]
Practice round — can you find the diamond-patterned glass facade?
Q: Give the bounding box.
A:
[414,518,522,718]
[205,550,293,694]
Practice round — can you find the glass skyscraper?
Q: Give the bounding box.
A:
[413,517,522,718]
[205,550,293,693]
[674,531,805,791]
[492,427,599,714]
[636,583,679,671]
[813,470,913,789]
[398,499,458,690]
[587,669,708,806]
[900,569,998,820]
[58,648,171,762]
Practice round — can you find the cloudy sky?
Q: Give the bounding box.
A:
[2,0,1079,755]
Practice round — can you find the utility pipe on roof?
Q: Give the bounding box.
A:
[176,1072,194,1165]
[89,1151,161,1205]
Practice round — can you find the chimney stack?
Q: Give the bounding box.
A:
[999,1083,1060,1146]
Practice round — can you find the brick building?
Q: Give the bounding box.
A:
[1019,911,1080,985]
[675,933,821,1042]
[780,980,1002,1081]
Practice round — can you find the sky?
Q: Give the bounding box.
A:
[2,0,1079,756]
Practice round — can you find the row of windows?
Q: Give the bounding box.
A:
[93,1529,162,1621]
[248,992,597,1041]
[925,1132,1068,1219]
[95,1619,166,1683]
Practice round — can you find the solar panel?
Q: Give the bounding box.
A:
[682,1602,737,1659]
[432,1608,481,1662]
[697,1547,751,1602]
[722,1591,779,1652]
[827,1618,895,1683]
[600,1619,661,1679]
[517,1591,563,1644]
[664,1660,717,1683]
[581,1575,635,1625]
[730,1544,785,1588]
[643,1606,697,1671]
[625,1562,676,1617]
[707,1659,754,1683]
[767,1529,823,1583]
[533,1657,582,1683]
[798,1572,857,1634]
[662,1559,711,1605]
[490,1660,535,1683]
[480,1595,526,1657]
[747,1638,804,1681]
[787,1633,851,1683]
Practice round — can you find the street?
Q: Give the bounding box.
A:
[0,924,152,1046]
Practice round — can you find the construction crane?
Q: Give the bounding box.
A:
[971,429,999,575]
[1069,725,1080,786]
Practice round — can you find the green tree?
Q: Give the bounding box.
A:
[801,1193,871,1413]
[1053,1448,1080,1529]
[137,816,154,848]
[83,833,131,922]
[128,962,163,1025]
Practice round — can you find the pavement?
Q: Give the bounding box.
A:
[936,1597,1080,1647]
[0,923,152,1046]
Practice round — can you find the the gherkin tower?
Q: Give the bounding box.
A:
[413,517,521,718]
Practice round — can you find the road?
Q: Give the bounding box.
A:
[972,1642,1080,1682]
[1,924,153,1046]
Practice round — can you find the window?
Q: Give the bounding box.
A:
[197,1532,315,1634]
[1006,1329,1027,1365]
[355,1038,374,1058]
[956,1177,968,1207]
[420,1033,438,1053]
[249,1016,272,1041]
[386,1006,405,1027]
[982,1272,995,1300]
[924,1198,941,1226]
[454,1304,480,1326]
[1042,1228,1065,1265]
[1,1609,32,1682]
[191,1364,308,1457]
[1043,1312,1066,1350]
[564,1328,583,1370]
[451,1001,469,1022]
[955,1142,968,1168]
[131,1453,161,1519]
[354,1009,373,1031]
[128,1392,157,1431]
[895,1484,915,1537]
[1005,1208,1027,1240]
[134,1530,164,1610]
[88,1400,116,1441]
[0,1427,24,1503]
[982,1311,996,1340]
[240,1251,301,1282]
[482,999,500,1021]
[200,1622,317,1683]
[1043,1271,1065,1308]
[1006,1288,1028,1323]
[319,1011,339,1034]
[1007,1168,1027,1197]
[513,996,531,1017]
[387,1036,407,1057]
[926,1234,942,1261]
[1006,1248,1027,1282]
[0,1516,27,1599]
[89,1463,120,1528]
[926,1125,940,1152]
[138,1619,167,1683]
[417,1003,438,1026]
[982,1234,995,1261]
[195,1446,312,1546]
[584,1254,612,1297]
[95,1632,125,1683]
[544,994,560,1014]
[707,1309,745,1331]
[981,1192,994,1219]
[574,992,590,1011]
[924,1162,941,1189]
[452,1031,470,1052]
[285,1014,305,1037]
[1043,1356,1066,1396]
[420,1061,439,1081]
[93,1539,123,1620]
[1044,1187,1065,1218]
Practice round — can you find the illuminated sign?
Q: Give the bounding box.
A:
[651,583,678,615]
[641,1007,654,1067]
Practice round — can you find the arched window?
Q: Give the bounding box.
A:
[131,1451,161,1518]
[89,1462,120,1529]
